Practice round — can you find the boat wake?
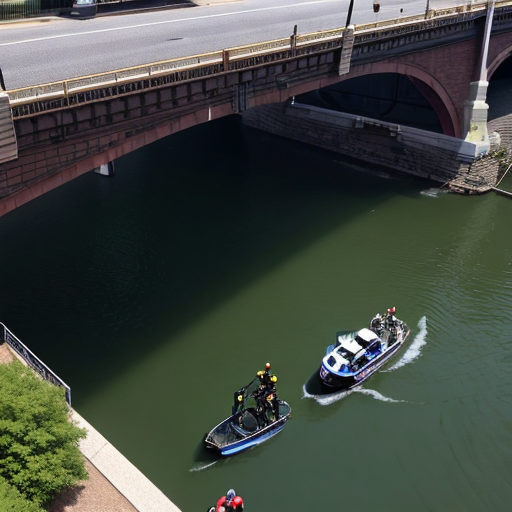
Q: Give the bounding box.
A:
[420,188,448,198]
[303,384,404,405]
[189,460,218,472]
[303,384,354,405]
[352,387,406,403]
[384,315,427,372]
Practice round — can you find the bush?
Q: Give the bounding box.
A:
[0,475,42,512]
[0,360,88,507]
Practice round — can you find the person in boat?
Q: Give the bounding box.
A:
[256,363,280,422]
[385,307,397,327]
[385,307,399,340]
[370,313,383,334]
[216,489,244,512]
[257,362,276,390]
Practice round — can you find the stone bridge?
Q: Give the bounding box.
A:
[2,0,512,215]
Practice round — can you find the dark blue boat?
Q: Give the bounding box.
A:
[319,308,410,390]
[204,369,291,456]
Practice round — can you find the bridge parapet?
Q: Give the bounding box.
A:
[8,2,510,120]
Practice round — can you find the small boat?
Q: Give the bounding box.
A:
[319,308,410,390]
[204,365,291,456]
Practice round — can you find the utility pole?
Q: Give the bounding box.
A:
[345,0,354,27]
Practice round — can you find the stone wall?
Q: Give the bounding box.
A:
[242,102,476,185]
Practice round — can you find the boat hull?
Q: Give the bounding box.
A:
[319,324,410,390]
[320,340,403,390]
[204,401,291,456]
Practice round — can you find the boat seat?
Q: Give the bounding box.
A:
[239,410,258,432]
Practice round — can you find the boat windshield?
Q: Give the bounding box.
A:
[232,377,264,415]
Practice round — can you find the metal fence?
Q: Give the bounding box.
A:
[0,322,71,405]
[0,0,41,20]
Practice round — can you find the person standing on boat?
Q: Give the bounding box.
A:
[256,363,279,422]
[385,307,397,326]
[257,363,275,390]
[385,307,398,341]
[370,313,383,334]
[216,489,244,512]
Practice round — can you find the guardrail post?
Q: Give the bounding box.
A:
[63,81,69,106]
[223,50,229,71]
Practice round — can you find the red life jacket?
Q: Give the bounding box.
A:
[216,496,244,512]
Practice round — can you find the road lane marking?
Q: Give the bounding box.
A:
[0,0,339,47]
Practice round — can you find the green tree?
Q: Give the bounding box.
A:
[0,360,88,507]
[0,475,42,512]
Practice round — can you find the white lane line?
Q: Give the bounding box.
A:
[0,0,338,47]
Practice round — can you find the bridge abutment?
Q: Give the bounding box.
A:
[241,102,499,191]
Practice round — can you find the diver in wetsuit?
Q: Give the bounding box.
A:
[256,363,280,422]
[385,307,398,341]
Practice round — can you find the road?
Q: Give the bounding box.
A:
[0,0,464,89]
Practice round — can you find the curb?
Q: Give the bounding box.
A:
[72,410,182,512]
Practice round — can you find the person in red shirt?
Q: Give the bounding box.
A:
[216,489,244,512]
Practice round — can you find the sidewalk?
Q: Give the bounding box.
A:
[95,0,194,17]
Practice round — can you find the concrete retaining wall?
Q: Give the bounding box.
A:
[241,102,478,184]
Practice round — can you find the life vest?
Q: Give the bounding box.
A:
[216,495,244,512]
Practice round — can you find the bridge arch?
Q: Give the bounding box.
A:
[331,62,459,138]
[487,45,512,79]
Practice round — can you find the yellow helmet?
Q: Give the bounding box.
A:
[256,370,264,377]
[271,375,278,383]
[237,394,243,402]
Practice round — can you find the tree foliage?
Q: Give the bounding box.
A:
[0,360,88,507]
[0,475,43,512]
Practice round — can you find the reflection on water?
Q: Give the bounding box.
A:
[1,116,512,512]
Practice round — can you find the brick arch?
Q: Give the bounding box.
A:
[333,62,459,137]
[487,46,512,79]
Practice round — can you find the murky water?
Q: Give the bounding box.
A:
[1,115,512,512]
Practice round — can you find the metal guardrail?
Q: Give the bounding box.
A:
[6,0,512,111]
[1,322,72,405]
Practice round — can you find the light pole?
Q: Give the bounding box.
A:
[345,0,355,27]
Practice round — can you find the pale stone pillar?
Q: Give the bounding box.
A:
[338,25,355,76]
[463,80,490,155]
[463,1,495,156]
[0,92,18,164]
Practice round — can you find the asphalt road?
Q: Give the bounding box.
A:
[0,0,463,89]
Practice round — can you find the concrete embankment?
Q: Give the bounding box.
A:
[71,410,182,512]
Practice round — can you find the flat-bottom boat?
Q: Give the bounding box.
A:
[319,308,409,390]
[204,369,291,456]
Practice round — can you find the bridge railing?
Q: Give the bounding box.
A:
[0,322,72,406]
[7,0,512,116]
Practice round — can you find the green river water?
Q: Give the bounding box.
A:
[1,114,512,512]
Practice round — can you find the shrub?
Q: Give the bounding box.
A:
[0,360,88,507]
[0,475,43,512]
